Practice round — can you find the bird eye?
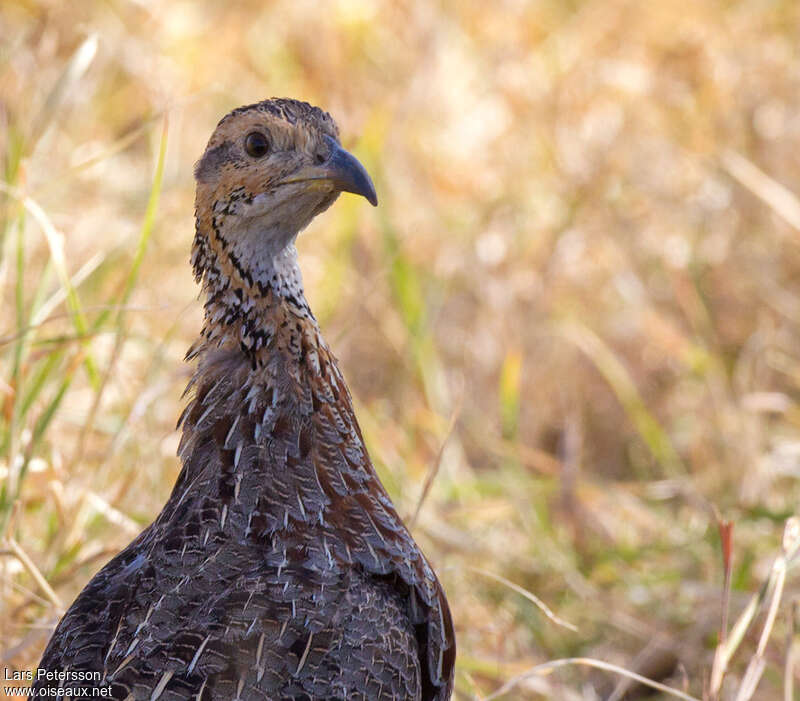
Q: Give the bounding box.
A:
[244,132,270,158]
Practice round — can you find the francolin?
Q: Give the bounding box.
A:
[33,99,455,701]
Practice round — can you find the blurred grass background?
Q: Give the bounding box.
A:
[2,1,800,699]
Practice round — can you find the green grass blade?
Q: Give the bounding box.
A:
[119,117,169,309]
[556,320,686,477]
[68,117,169,470]
[13,190,100,389]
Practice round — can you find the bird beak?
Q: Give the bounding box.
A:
[323,137,378,206]
[285,136,378,206]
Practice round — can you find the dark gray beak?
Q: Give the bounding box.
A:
[321,135,378,206]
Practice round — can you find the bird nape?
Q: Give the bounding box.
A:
[32,98,455,701]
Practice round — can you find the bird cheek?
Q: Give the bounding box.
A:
[247,192,277,218]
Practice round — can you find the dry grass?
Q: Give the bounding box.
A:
[2,1,800,699]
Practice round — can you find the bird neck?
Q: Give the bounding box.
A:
[211,250,311,340]
[177,224,363,514]
[191,210,321,364]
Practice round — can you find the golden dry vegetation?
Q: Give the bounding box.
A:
[2,1,800,699]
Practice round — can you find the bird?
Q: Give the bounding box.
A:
[32,98,455,701]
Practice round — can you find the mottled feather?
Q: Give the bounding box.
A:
[33,98,455,701]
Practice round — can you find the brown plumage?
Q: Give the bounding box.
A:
[33,98,455,701]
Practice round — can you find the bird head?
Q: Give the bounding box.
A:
[192,98,377,293]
